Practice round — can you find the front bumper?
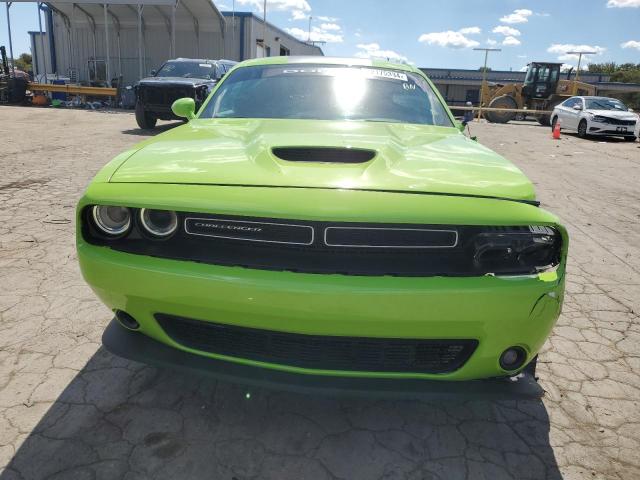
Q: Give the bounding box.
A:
[588,121,637,136]
[103,319,544,398]
[78,185,566,383]
[79,241,564,382]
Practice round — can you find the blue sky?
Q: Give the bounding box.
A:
[2,0,639,71]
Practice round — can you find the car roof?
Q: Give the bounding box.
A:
[235,56,418,73]
[169,58,236,65]
[581,96,621,100]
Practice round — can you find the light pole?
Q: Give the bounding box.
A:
[307,15,312,42]
[473,47,501,121]
[262,0,266,57]
[566,50,596,94]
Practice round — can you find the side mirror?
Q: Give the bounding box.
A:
[150,69,157,76]
[573,104,583,111]
[172,97,196,120]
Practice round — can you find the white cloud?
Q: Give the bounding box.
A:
[459,26,481,34]
[238,0,310,13]
[621,40,640,50]
[355,43,410,64]
[320,22,341,31]
[500,9,533,24]
[547,43,606,62]
[285,26,343,43]
[486,38,498,46]
[502,36,521,46]
[492,25,521,36]
[418,30,480,49]
[607,0,640,7]
[517,54,527,58]
[316,15,338,22]
[290,9,308,20]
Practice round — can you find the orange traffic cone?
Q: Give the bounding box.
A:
[552,119,561,140]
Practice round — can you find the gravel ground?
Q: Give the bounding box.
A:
[0,106,639,480]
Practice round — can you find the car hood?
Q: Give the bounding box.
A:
[110,119,536,201]
[137,77,214,87]
[586,109,638,120]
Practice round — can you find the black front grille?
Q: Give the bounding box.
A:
[606,118,635,126]
[82,210,562,277]
[155,314,478,374]
[141,86,195,106]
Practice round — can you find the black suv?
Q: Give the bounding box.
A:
[134,58,236,129]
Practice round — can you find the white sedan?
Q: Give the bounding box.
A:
[551,96,638,142]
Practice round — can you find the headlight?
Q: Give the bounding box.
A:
[91,205,131,236]
[591,115,610,123]
[139,209,178,238]
[473,226,561,275]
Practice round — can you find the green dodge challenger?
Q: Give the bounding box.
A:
[77,57,567,392]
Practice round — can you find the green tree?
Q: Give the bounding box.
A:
[15,53,32,72]
[587,62,640,110]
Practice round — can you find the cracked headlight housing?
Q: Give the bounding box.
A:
[473,225,561,275]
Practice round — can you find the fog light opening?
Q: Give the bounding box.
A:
[499,346,527,371]
[115,310,140,330]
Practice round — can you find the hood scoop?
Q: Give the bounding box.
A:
[272,147,376,164]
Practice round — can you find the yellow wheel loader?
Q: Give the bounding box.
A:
[482,62,596,125]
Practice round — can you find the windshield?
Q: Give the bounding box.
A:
[585,98,628,111]
[156,61,217,79]
[200,64,453,126]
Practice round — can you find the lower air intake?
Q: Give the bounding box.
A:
[155,314,478,374]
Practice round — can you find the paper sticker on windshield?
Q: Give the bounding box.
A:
[199,64,212,68]
[366,69,408,82]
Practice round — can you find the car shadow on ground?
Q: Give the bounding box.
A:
[0,347,562,480]
[563,132,636,143]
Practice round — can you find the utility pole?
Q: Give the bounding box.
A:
[307,16,312,42]
[566,50,596,95]
[473,47,501,121]
[5,2,15,77]
[262,0,266,57]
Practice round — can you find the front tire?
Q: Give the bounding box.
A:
[550,116,558,131]
[537,115,551,127]
[577,119,588,138]
[135,101,157,129]
[623,136,637,142]
[485,95,517,123]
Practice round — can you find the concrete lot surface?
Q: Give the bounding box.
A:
[0,107,639,480]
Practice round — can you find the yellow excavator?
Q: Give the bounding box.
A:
[483,62,596,125]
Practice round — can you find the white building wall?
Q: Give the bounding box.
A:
[222,13,322,62]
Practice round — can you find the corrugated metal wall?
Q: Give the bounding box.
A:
[222,13,322,61]
[50,10,224,86]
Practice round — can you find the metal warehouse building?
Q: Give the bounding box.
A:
[221,12,323,63]
[23,1,322,87]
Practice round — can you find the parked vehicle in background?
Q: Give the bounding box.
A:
[483,62,595,126]
[551,96,638,141]
[134,58,236,129]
